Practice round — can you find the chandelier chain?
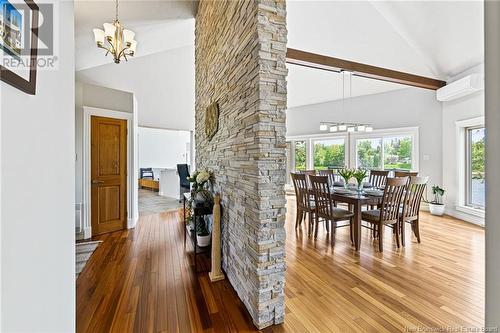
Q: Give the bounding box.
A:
[115,0,118,22]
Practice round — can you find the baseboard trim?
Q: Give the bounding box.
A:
[83,227,92,240]
[445,208,485,226]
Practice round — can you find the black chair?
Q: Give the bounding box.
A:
[140,168,154,179]
[177,164,191,202]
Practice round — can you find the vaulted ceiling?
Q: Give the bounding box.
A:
[74,0,484,112]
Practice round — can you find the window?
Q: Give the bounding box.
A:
[294,140,306,171]
[313,138,345,170]
[466,127,485,209]
[383,136,412,170]
[356,138,382,169]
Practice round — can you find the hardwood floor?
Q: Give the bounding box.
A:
[76,195,485,332]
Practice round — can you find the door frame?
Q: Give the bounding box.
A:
[82,106,136,239]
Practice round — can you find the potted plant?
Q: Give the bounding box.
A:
[426,185,446,216]
[353,169,368,193]
[196,216,211,247]
[338,168,354,189]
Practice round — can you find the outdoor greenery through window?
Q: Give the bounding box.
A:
[313,138,345,170]
[383,136,412,170]
[294,141,306,171]
[356,138,382,169]
[466,127,485,209]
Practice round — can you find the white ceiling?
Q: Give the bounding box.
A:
[287,0,484,81]
[287,64,407,108]
[75,0,197,70]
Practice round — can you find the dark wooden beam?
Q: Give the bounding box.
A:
[286,48,446,90]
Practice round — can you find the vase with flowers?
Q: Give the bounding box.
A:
[187,168,214,207]
[353,168,368,194]
[338,168,354,190]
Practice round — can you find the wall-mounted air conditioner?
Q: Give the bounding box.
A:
[436,73,484,102]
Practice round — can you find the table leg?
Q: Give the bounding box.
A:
[353,201,362,251]
[183,195,186,243]
[194,212,197,272]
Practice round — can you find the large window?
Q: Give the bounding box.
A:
[355,134,413,170]
[383,136,412,170]
[466,127,485,209]
[356,138,382,169]
[294,140,306,171]
[313,138,345,170]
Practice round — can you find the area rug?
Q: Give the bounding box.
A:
[76,240,102,279]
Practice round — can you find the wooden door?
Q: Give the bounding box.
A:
[91,116,127,236]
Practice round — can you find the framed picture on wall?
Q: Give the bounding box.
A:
[0,0,39,95]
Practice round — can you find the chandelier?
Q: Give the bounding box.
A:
[318,71,373,133]
[319,122,373,133]
[92,0,137,64]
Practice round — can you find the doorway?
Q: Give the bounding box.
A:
[90,115,128,236]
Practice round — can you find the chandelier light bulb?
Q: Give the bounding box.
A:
[357,125,366,132]
[347,126,355,133]
[319,124,327,131]
[330,126,338,132]
[366,126,373,132]
[338,124,347,131]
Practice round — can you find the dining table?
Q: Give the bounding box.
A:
[310,187,384,251]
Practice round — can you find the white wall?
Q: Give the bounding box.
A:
[485,1,500,326]
[76,46,195,131]
[286,88,443,189]
[138,127,191,170]
[0,1,75,331]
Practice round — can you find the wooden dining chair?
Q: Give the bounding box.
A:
[361,177,408,252]
[368,170,389,188]
[317,169,334,185]
[291,173,315,235]
[394,170,419,178]
[309,175,354,243]
[400,176,428,246]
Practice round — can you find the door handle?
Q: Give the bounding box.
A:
[92,180,104,184]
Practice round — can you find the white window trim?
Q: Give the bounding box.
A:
[286,126,419,171]
[348,126,419,171]
[456,116,485,214]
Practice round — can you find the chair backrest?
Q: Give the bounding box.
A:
[402,176,428,220]
[177,164,190,187]
[291,173,312,210]
[317,169,335,186]
[394,170,419,178]
[379,177,408,223]
[369,170,389,188]
[140,168,154,179]
[300,170,316,186]
[309,175,334,219]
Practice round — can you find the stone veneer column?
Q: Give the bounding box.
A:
[195,0,287,329]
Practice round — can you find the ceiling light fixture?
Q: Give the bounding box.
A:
[93,0,137,64]
[347,126,355,133]
[317,122,373,133]
[330,126,338,132]
[319,124,328,131]
[338,124,347,131]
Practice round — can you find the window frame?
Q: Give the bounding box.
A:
[465,125,485,210]
[455,117,485,219]
[348,127,419,172]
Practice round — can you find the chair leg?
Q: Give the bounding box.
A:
[414,218,421,243]
[314,216,319,239]
[349,218,354,244]
[325,218,330,233]
[295,210,302,229]
[309,212,314,236]
[395,222,400,248]
[401,219,406,247]
[378,224,384,252]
